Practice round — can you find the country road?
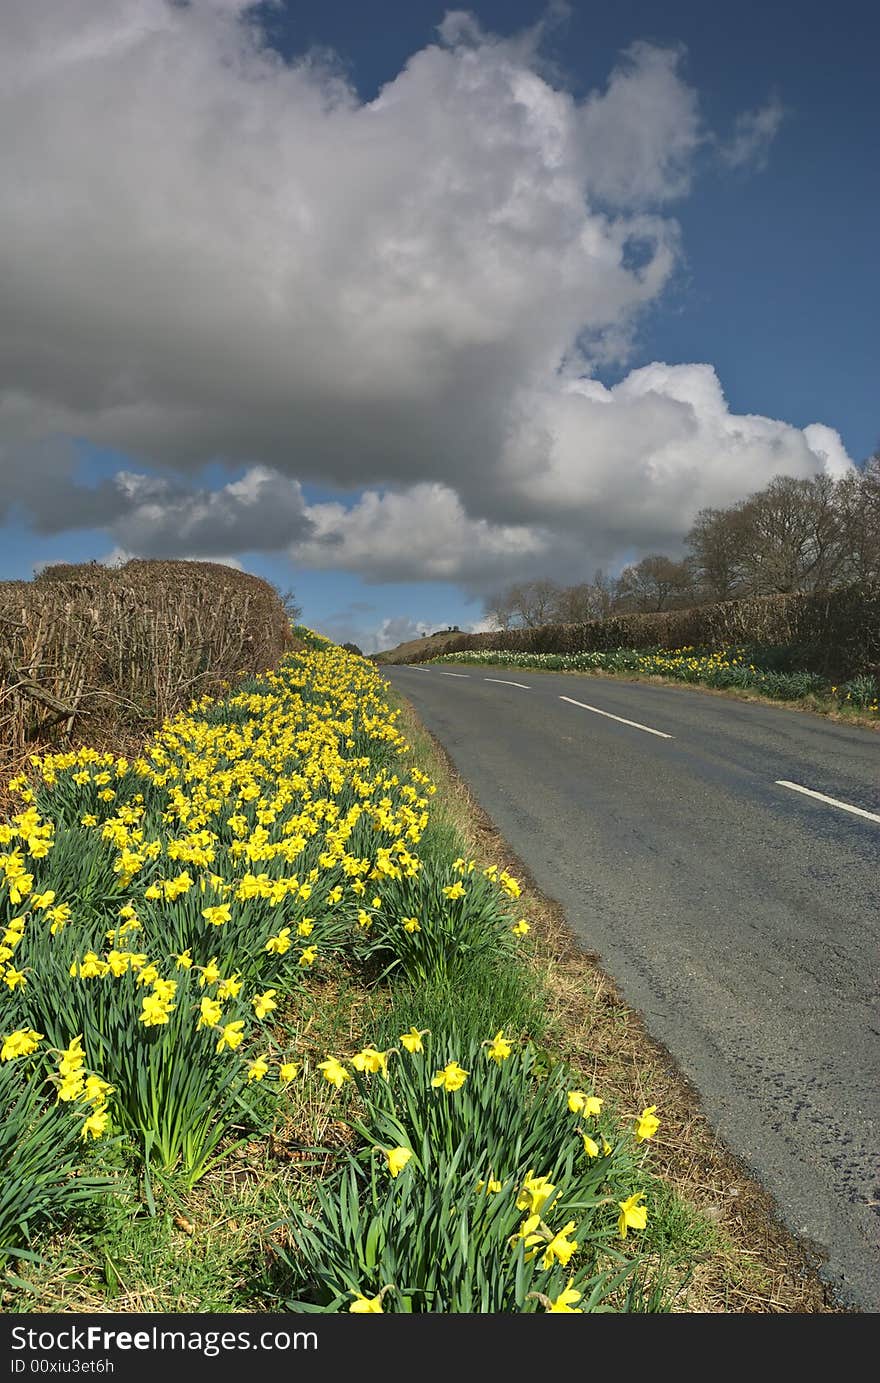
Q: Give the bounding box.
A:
[384,664,880,1311]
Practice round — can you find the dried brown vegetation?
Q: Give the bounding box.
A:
[0,560,297,780]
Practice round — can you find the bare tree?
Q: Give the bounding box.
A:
[835,452,880,585]
[550,582,605,624]
[591,568,615,619]
[737,475,843,594]
[614,554,694,612]
[483,587,518,630]
[686,506,750,602]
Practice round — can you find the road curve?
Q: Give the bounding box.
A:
[384,664,880,1311]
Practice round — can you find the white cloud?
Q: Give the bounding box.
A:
[296,484,551,583]
[719,97,785,170]
[0,3,851,592]
[578,42,704,206]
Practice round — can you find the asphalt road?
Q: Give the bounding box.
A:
[384,663,880,1311]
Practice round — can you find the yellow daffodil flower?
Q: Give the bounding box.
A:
[317,1057,351,1088]
[618,1192,648,1238]
[484,1030,512,1063]
[431,1061,468,1092]
[635,1105,660,1141]
[383,1146,413,1178]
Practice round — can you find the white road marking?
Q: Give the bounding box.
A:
[439,671,470,678]
[559,695,673,739]
[775,780,880,825]
[410,666,433,672]
[484,678,531,690]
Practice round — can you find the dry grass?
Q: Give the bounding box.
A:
[389,689,846,1313]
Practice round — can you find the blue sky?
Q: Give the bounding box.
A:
[1,1,876,650]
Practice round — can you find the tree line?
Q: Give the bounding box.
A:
[484,455,880,625]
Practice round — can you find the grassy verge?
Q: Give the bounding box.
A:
[425,647,880,730]
[0,641,840,1314]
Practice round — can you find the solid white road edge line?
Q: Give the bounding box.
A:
[775,779,880,825]
[484,678,531,689]
[439,671,470,678]
[559,695,673,739]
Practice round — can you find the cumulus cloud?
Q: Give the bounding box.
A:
[0,2,849,591]
[24,464,313,557]
[296,484,551,583]
[718,97,785,170]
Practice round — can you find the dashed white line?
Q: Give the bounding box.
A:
[484,678,531,690]
[775,780,880,824]
[410,666,433,672]
[559,695,673,739]
[439,670,470,678]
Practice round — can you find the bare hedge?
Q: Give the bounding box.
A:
[404,583,880,680]
[0,560,296,767]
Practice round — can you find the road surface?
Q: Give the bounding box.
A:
[384,663,880,1311]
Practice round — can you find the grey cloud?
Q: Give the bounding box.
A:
[0,4,849,591]
[0,1,692,504]
[20,465,314,559]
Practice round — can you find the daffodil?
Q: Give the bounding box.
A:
[351,1046,390,1077]
[541,1221,579,1269]
[383,1146,413,1178]
[510,1214,544,1253]
[198,958,221,987]
[431,1061,468,1092]
[215,1021,245,1052]
[81,1106,110,1140]
[1,1028,43,1061]
[399,1027,428,1053]
[545,1279,583,1313]
[516,1172,555,1217]
[265,927,292,955]
[317,1057,351,1088]
[349,1289,389,1313]
[635,1105,660,1141]
[252,989,278,1019]
[247,1055,269,1082]
[279,1062,300,1083]
[441,881,466,900]
[618,1192,648,1238]
[567,1090,602,1117]
[582,1133,600,1159]
[198,997,223,1029]
[484,1029,512,1063]
[140,993,174,1027]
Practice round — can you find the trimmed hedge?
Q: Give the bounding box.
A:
[0,560,295,765]
[403,584,880,681]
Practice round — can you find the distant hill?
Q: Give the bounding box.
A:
[373,629,467,663]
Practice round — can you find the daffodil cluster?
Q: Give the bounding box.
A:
[281,1028,658,1313]
[432,646,878,713]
